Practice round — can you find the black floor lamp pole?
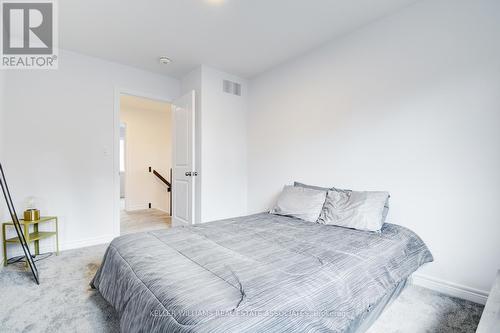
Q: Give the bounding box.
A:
[0,163,39,285]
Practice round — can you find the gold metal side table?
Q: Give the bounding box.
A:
[2,216,59,267]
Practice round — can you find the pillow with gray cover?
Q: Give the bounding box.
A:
[294,181,390,223]
[270,185,327,222]
[318,190,390,232]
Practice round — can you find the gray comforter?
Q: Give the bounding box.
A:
[92,213,433,333]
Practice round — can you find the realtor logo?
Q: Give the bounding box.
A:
[1,0,58,69]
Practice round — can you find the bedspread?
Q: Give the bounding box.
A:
[91,213,433,333]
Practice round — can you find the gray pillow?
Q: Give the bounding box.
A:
[293,181,330,192]
[294,181,390,222]
[318,190,390,232]
[270,185,327,222]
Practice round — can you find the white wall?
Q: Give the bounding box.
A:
[2,50,179,253]
[248,0,500,296]
[121,104,172,213]
[181,66,248,223]
[0,71,5,164]
[200,66,248,222]
[0,71,6,224]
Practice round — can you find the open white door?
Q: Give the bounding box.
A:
[172,91,196,226]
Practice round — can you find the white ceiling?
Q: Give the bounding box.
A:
[60,0,420,78]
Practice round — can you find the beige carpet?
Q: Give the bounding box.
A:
[120,208,171,235]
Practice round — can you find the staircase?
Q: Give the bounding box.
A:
[149,167,172,216]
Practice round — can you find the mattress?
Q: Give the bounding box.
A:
[91,213,433,333]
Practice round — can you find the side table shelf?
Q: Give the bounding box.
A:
[2,216,59,267]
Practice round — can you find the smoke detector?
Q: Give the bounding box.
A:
[159,56,172,65]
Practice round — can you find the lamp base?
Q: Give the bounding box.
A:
[24,209,40,221]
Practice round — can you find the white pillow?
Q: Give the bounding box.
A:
[270,185,327,222]
[318,190,389,232]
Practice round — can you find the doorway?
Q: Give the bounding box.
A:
[118,94,172,235]
[113,89,197,236]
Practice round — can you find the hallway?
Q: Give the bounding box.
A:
[120,208,171,235]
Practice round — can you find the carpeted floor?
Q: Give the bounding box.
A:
[0,245,118,332]
[0,244,484,333]
[367,284,484,333]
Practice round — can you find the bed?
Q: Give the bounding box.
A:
[91,213,433,333]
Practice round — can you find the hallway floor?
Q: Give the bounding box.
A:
[120,208,171,235]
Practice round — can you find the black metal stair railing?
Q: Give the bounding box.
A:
[148,167,172,216]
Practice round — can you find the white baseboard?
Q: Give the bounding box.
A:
[155,207,171,215]
[60,234,117,251]
[412,273,489,305]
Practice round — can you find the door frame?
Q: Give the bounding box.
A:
[112,88,173,236]
[119,122,128,209]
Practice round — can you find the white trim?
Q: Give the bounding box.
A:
[154,207,171,215]
[60,234,116,251]
[113,87,173,237]
[120,122,128,207]
[411,273,489,305]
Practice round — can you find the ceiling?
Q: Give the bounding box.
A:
[60,0,420,78]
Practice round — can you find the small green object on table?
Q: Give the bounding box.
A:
[2,216,59,267]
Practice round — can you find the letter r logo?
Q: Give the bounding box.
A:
[2,2,53,54]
